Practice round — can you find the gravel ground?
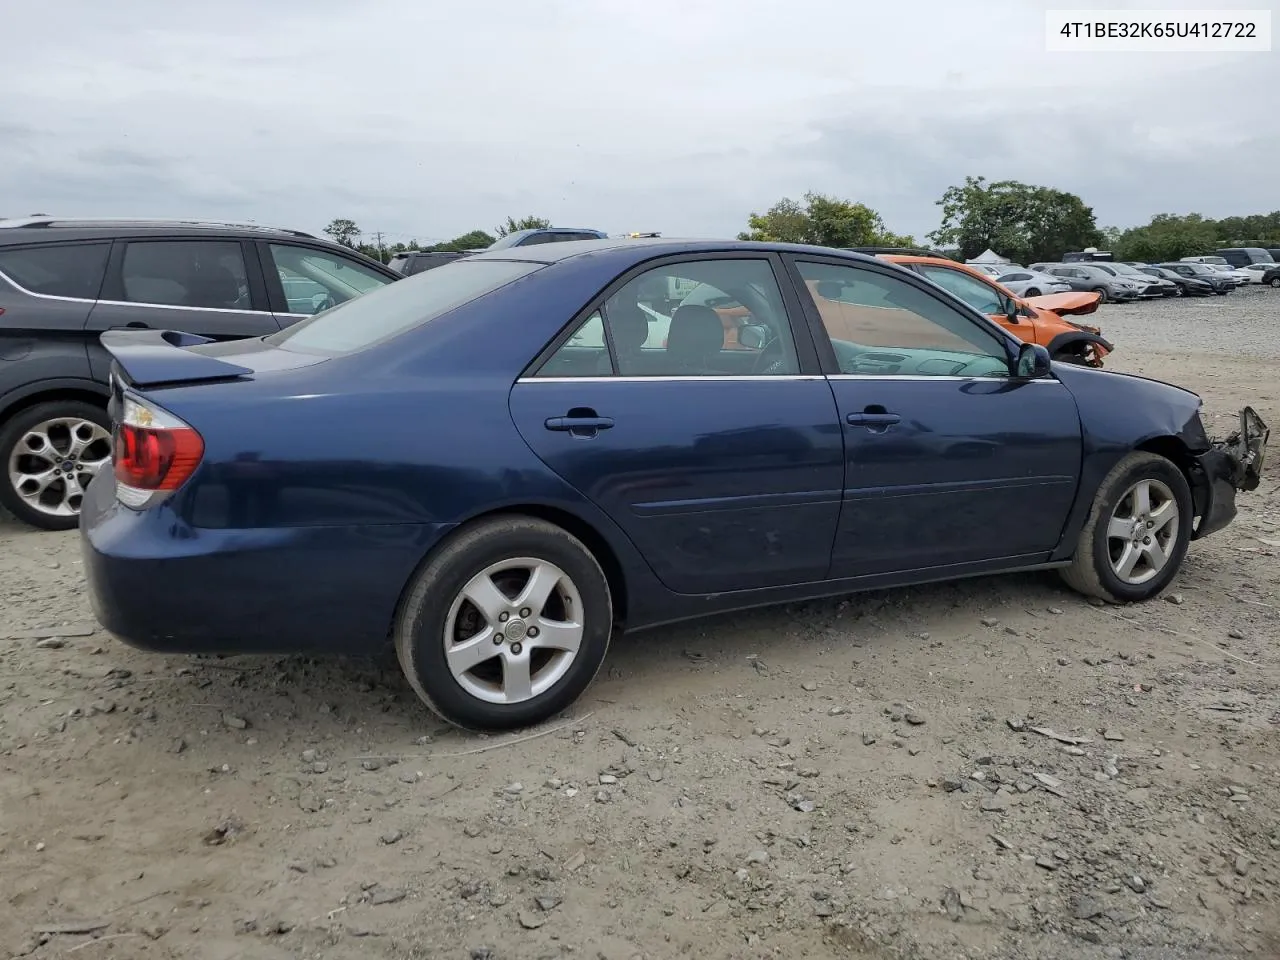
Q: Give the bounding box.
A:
[1,287,1278,960]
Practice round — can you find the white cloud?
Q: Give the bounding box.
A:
[1,0,1271,242]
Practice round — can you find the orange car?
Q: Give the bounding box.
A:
[878,254,1111,366]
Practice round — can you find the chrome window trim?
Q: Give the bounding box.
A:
[95,298,263,316]
[518,375,825,384]
[0,268,265,315]
[517,374,1060,384]
[0,266,99,305]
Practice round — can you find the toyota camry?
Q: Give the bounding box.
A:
[80,240,1268,730]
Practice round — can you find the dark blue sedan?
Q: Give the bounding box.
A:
[80,240,1269,730]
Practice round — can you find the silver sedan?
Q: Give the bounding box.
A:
[992,269,1073,297]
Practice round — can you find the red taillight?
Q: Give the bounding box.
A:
[112,396,204,507]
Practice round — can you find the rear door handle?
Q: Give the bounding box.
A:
[846,412,901,426]
[545,416,614,431]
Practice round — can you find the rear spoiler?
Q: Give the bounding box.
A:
[100,329,253,389]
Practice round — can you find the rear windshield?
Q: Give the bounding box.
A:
[266,259,541,355]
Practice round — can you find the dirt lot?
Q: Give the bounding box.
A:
[2,287,1278,960]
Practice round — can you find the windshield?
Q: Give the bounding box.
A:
[1108,263,1145,276]
[266,259,542,355]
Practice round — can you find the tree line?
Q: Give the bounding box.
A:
[322,215,551,263]
[326,186,1280,267]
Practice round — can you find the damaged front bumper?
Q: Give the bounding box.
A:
[1190,406,1269,540]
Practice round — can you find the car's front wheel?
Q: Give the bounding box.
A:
[1024,287,1041,297]
[1270,277,1280,288]
[0,401,113,531]
[394,516,612,730]
[1059,451,1192,603]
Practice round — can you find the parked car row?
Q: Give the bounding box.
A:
[1005,259,1265,301]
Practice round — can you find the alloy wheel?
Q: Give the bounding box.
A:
[443,558,584,705]
[6,417,112,519]
[1105,479,1179,586]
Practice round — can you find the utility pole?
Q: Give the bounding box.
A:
[373,231,386,262]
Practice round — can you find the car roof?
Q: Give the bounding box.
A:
[0,216,322,247]
[463,237,889,266]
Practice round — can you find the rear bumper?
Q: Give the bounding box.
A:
[1190,407,1269,540]
[79,472,455,656]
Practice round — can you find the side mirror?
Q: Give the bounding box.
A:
[1004,298,1020,323]
[1015,342,1052,379]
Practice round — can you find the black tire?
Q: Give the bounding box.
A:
[1059,451,1193,604]
[1093,287,1109,303]
[1270,278,1280,288]
[1024,288,1041,298]
[394,515,612,730]
[0,400,112,531]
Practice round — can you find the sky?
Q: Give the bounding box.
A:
[2,0,1274,246]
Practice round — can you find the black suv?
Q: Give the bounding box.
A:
[0,217,400,529]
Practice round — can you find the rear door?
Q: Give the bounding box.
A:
[257,241,397,328]
[85,237,274,380]
[509,254,845,595]
[784,254,1083,578]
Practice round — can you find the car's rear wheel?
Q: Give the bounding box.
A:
[1270,277,1280,288]
[1059,451,1192,603]
[0,401,113,531]
[1093,287,1109,303]
[394,515,612,730]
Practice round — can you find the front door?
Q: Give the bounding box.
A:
[910,261,1041,346]
[785,256,1083,578]
[510,255,844,595]
[257,241,398,330]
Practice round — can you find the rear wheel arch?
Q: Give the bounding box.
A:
[391,504,629,635]
[0,382,109,426]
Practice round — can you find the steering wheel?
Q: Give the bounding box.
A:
[750,329,789,375]
[313,295,337,314]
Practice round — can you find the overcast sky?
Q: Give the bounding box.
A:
[2,0,1273,245]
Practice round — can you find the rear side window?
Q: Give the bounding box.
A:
[267,258,542,355]
[120,240,250,310]
[0,242,110,299]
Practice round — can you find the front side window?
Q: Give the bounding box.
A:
[539,258,800,378]
[268,244,392,315]
[268,258,540,355]
[916,265,1007,315]
[796,260,1010,378]
[0,242,110,299]
[120,240,250,310]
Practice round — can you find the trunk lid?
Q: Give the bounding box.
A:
[101,329,326,389]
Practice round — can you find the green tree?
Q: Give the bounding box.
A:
[496,215,551,237]
[738,192,914,248]
[322,218,361,248]
[928,176,1102,264]
[427,229,496,252]
[1112,213,1219,263]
